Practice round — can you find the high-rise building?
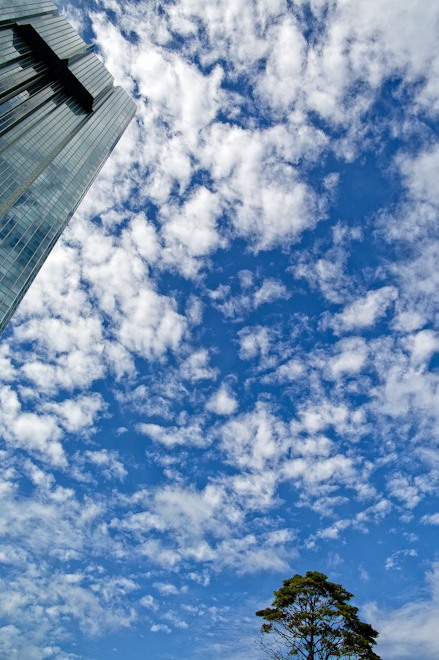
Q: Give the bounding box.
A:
[0,0,135,337]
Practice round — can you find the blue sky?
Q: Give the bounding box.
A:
[1,0,439,658]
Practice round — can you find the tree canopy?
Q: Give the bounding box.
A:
[255,571,381,660]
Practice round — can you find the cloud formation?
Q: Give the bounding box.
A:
[1,0,439,658]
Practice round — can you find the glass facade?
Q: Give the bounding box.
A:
[0,0,135,336]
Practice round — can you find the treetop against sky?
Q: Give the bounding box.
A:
[1,0,439,659]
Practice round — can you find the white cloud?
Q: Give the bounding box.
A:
[219,403,288,472]
[398,145,439,207]
[137,422,208,448]
[83,450,128,481]
[385,548,417,571]
[152,484,228,540]
[0,386,66,467]
[116,288,186,359]
[139,594,158,610]
[153,582,185,596]
[61,3,87,35]
[256,16,305,112]
[370,346,439,430]
[328,286,398,334]
[127,212,160,264]
[205,383,238,416]
[328,337,369,378]
[179,349,219,382]
[293,247,353,305]
[162,610,188,628]
[403,329,439,366]
[364,564,439,660]
[0,344,15,383]
[387,473,421,509]
[421,513,439,525]
[261,359,305,385]
[295,399,365,439]
[210,275,290,322]
[283,454,356,490]
[253,278,290,308]
[0,624,62,660]
[2,0,439,655]
[150,623,171,633]
[238,326,272,362]
[202,123,323,249]
[161,187,225,276]
[42,393,105,434]
[214,531,295,574]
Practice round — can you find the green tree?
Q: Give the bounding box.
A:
[255,571,381,660]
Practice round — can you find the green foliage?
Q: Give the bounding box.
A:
[255,571,381,660]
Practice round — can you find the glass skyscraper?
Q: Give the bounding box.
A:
[0,0,135,336]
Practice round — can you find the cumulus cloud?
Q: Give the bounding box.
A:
[116,288,186,359]
[219,403,289,473]
[205,383,238,416]
[261,358,305,385]
[398,145,439,207]
[328,337,369,379]
[83,449,128,481]
[161,187,225,276]
[421,512,439,525]
[136,422,208,448]
[237,326,273,362]
[139,594,158,610]
[153,582,187,596]
[253,279,290,308]
[2,0,439,656]
[0,625,63,660]
[365,564,439,659]
[327,287,398,334]
[402,329,439,366]
[179,349,219,382]
[0,386,66,467]
[150,623,171,633]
